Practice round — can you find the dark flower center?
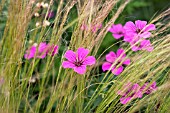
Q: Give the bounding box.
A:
[118,31,123,35]
[115,61,121,67]
[74,61,83,67]
[136,29,141,33]
[136,28,144,34]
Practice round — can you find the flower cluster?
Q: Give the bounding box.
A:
[117,82,157,104]
[24,18,158,106]
[109,20,156,51]
[24,42,58,59]
[32,1,55,27]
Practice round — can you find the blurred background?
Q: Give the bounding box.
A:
[98,0,170,55]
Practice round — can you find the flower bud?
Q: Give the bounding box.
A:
[34,12,40,17]
[43,20,50,27]
[36,22,40,27]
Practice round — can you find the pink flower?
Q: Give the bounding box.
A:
[124,20,156,52]
[109,24,125,39]
[24,42,58,59]
[117,83,143,104]
[62,47,96,74]
[102,48,130,75]
[124,20,156,39]
[140,82,157,94]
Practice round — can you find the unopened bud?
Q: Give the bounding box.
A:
[30,0,35,4]
[43,20,50,27]
[36,2,41,8]
[43,3,49,8]
[34,12,40,17]
[29,40,33,44]
[41,2,45,6]
[33,43,38,47]
[36,22,40,27]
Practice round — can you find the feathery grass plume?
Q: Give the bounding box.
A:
[0,0,170,113]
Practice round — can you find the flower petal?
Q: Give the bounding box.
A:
[24,46,36,59]
[124,21,136,33]
[112,66,124,75]
[62,61,75,68]
[140,83,148,92]
[77,47,89,61]
[140,32,151,38]
[64,50,76,62]
[144,24,156,31]
[102,62,112,71]
[140,40,153,52]
[131,44,140,51]
[52,45,59,56]
[92,25,97,32]
[123,33,134,42]
[74,65,86,74]
[150,82,157,89]
[109,24,124,34]
[117,82,132,96]
[37,53,47,59]
[135,91,143,98]
[106,51,116,63]
[135,20,147,30]
[83,56,96,65]
[145,82,157,94]
[120,97,132,104]
[116,48,126,58]
[123,58,131,65]
[81,24,88,30]
[38,42,47,52]
[112,34,124,39]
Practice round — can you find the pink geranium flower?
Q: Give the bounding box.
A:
[117,83,143,104]
[109,24,125,39]
[102,48,130,75]
[124,20,156,52]
[140,82,157,94]
[24,42,58,59]
[124,20,156,39]
[62,47,96,74]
